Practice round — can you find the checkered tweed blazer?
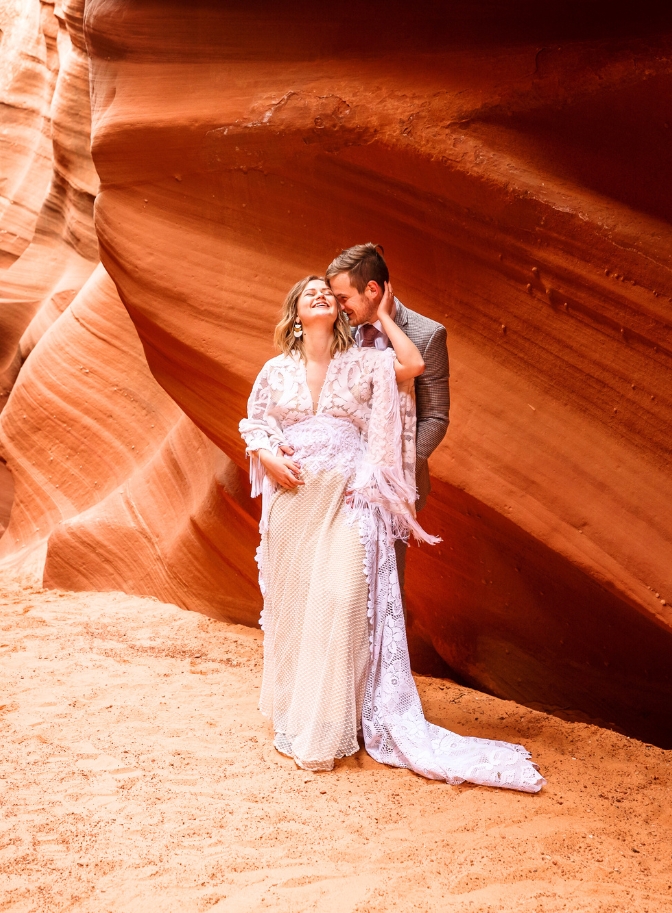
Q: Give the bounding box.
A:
[355,299,450,510]
[392,300,450,509]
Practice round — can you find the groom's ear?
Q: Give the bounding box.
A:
[365,280,383,301]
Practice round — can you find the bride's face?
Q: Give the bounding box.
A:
[296,279,339,328]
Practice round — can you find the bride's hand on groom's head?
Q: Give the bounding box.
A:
[377,281,394,322]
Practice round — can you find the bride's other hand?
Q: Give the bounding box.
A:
[377,281,395,322]
[258,450,304,489]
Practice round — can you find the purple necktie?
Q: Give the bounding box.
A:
[359,324,379,348]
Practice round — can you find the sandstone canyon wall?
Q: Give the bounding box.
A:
[0,0,261,621]
[1,0,671,746]
[0,0,97,400]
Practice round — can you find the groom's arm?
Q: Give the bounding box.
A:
[415,325,450,463]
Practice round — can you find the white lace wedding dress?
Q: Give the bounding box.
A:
[239,346,545,792]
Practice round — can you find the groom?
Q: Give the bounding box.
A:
[326,243,450,599]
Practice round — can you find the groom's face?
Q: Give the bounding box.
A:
[329,273,381,327]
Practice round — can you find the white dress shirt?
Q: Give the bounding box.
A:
[354,319,389,350]
[354,297,401,349]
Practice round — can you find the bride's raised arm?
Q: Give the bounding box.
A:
[377,282,425,381]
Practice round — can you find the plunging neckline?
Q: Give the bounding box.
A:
[302,352,338,415]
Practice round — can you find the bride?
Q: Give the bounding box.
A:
[239,276,545,793]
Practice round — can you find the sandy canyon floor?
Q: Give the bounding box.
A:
[0,571,670,913]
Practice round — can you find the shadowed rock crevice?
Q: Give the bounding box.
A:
[413,480,672,747]
[83,0,672,61]
[473,71,672,225]
[0,460,14,537]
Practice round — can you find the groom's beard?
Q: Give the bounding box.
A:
[346,308,380,328]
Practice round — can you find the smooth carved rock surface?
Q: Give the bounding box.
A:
[1,0,99,544]
[1,1,671,746]
[0,0,57,268]
[0,0,98,408]
[0,261,261,624]
[0,0,261,623]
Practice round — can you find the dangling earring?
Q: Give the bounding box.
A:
[293,319,303,339]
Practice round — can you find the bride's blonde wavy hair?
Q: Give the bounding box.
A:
[274,275,354,360]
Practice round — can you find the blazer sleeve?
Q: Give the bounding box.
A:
[415,324,449,463]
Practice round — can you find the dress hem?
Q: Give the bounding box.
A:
[273,733,361,771]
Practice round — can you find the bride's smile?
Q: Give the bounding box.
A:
[296,280,338,323]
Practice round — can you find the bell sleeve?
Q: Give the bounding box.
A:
[349,349,439,545]
[238,363,285,498]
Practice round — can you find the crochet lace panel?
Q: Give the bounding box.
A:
[358,510,545,792]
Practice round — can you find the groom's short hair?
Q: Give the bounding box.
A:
[326,243,389,293]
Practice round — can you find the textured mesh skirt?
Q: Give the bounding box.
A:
[258,467,369,771]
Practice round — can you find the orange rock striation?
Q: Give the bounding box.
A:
[0,1,261,621]
[1,1,671,746]
[0,0,98,410]
[0,0,58,269]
